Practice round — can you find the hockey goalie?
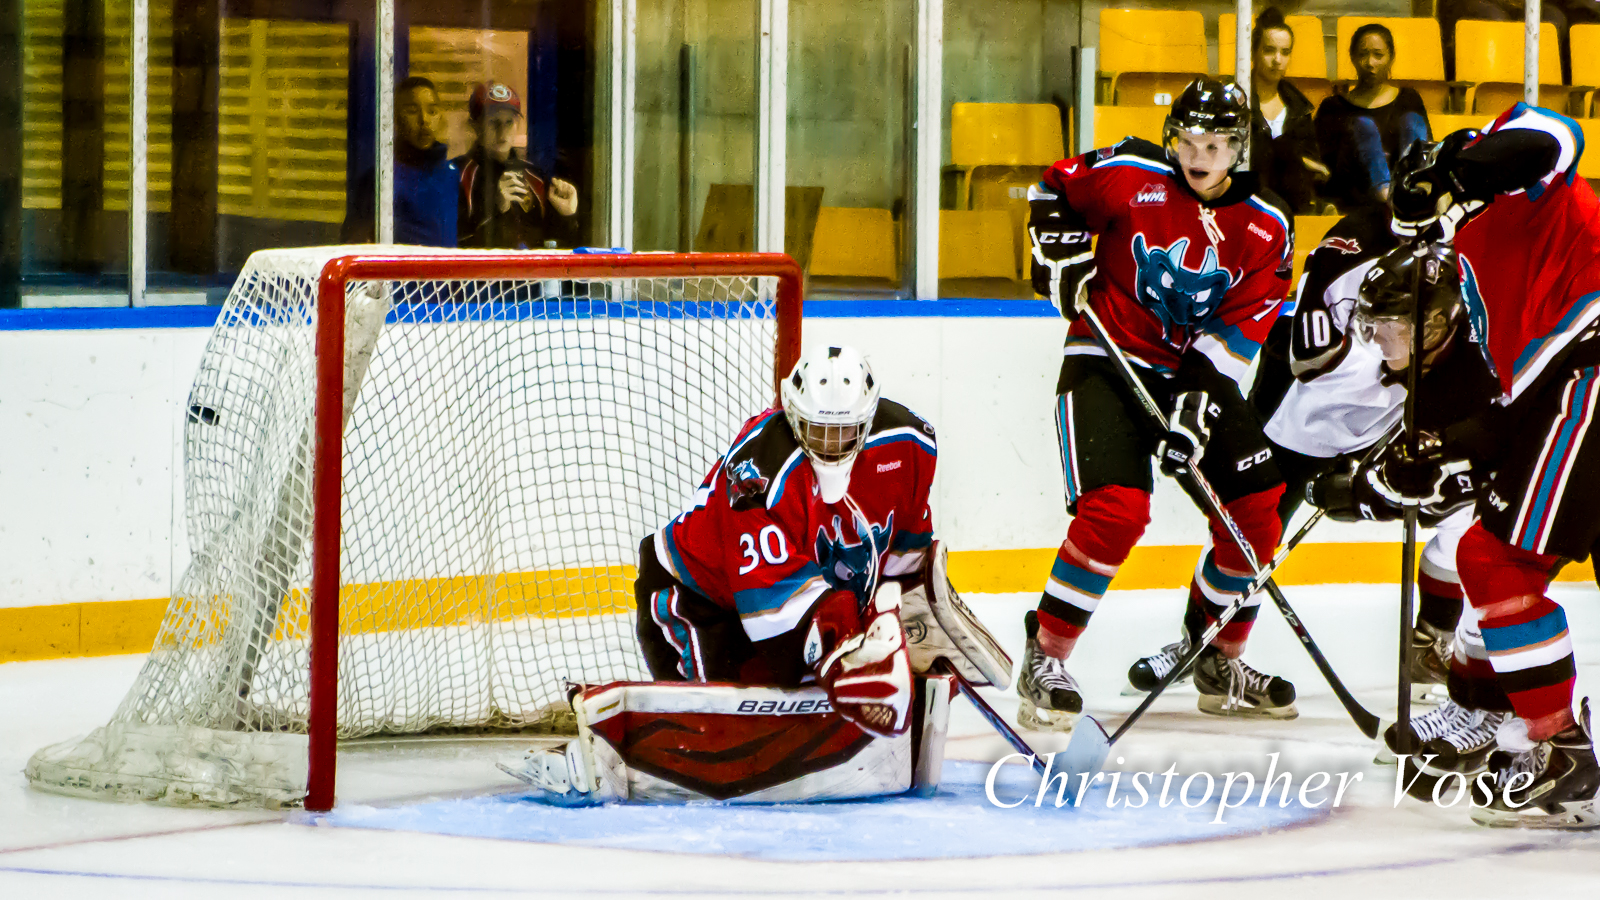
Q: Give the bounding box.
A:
[500,344,1011,805]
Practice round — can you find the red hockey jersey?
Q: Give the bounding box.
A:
[1038,138,1294,382]
[1454,104,1600,401]
[656,401,937,643]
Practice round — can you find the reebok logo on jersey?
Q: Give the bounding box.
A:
[1318,236,1361,254]
[876,460,902,473]
[1131,184,1167,206]
[1247,222,1274,242]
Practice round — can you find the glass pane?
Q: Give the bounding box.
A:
[18,0,132,307]
[788,0,912,297]
[389,0,601,250]
[633,0,757,253]
[135,1,369,302]
[939,0,1075,299]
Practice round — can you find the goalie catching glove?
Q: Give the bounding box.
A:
[1028,184,1095,319]
[806,584,913,738]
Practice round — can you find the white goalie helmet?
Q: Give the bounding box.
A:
[781,345,881,504]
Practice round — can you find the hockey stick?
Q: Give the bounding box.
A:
[1394,244,1429,757]
[1057,308,1381,792]
[936,659,1049,776]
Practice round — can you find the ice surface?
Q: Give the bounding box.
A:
[3,583,1599,898]
[314,760,1324,860]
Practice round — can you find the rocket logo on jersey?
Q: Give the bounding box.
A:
[814,512,894,605]
[1458,256,1500,381]
[1132,234,1235,338]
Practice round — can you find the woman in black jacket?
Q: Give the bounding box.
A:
[1248,7,1328,213]
[1314,23,1431,211]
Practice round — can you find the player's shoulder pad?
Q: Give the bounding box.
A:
[723,411,807,511]
[1305,207,1396,277]
[863,400,938,457]
[1249,187,1295,237]
[1091,138,1173,174]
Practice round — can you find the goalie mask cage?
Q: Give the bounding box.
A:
[26,247,803,812]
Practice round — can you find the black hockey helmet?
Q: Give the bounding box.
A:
[1163,79,1251,172]
[1354,243,1463,365]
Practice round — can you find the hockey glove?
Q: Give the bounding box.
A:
[1390,131,1486,241]
[807,588,913,738]
[1028,188,1095,319]
[1307,459,1402,523]
[1365,434,1474,508]
[1157,390,1211,477]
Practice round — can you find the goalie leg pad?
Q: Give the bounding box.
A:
[902,541,1014,689]
[546,681,928,803]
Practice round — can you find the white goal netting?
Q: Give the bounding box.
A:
[27,247,787,808]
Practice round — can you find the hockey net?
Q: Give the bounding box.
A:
[26,247,802,810]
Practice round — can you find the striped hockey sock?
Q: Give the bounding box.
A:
[1036,485,1149,659]
[1480,598,1576,734]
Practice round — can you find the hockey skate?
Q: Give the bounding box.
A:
[1193,646,1297,719]
[497,738,602,807]
[1472,700,1600,829]
[1384,698,1477,757]
[1387,701,1507,800]
[1125,633,1194,694]
[1409,621,1453,704]
[1016,610,1083,732]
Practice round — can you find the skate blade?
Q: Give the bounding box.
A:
[1471,799,1600,830]
[1197,696,1299,720]
[1017,698,1079,733]
[496,761,537,786]
[1058,714,1112,803]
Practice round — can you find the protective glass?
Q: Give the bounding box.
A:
[795,420,867,464]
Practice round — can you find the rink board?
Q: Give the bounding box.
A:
[313,760,1327,860]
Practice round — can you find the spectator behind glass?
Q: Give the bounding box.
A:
[1247,7,1329,214]
[454,81,580,249]
[341,76,459,246]
[1314,24,1430,211]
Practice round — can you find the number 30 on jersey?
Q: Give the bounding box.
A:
[738,525,790,573]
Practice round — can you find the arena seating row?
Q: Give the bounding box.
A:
[1100,10,1598,117]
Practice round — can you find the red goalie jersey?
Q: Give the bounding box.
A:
[656,401,937,644]
[1038,138,1294,382]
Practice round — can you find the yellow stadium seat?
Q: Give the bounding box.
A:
[1094,105,1168,149]
[939,210,1018,280]
[1578,120,1600,178]
[1334,17,1449,112]
[1220,14,1332,105]
[1454,20,1564,116]
[809,208,898,280]
[968,178,1036,280]
[1429,111,1493,139]
[1099,9,1208,107]
[1571,24,1600,116]
[1292,215,1340,285]
[949,103,1064,208]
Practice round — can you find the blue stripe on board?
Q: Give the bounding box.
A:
[1,297,1061,330]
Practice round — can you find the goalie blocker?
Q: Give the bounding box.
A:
[502,543,1012,804]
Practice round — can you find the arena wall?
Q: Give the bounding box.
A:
[2,301,1591,661]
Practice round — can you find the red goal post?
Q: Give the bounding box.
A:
[304,251,803,810]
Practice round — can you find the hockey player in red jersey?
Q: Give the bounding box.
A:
[502,344,1006,805]
[1374,103,1600,828]
[1021,79,1296,730]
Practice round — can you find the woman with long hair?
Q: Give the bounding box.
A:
[1248,7,1328,213]
[1314,23,1431,210]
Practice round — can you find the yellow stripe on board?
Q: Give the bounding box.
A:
[2,547,1594,663]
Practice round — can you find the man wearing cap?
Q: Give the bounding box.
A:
[455,81,580,249]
